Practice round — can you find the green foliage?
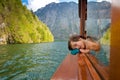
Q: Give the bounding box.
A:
[100,28,110,45]
[0,0,54,44]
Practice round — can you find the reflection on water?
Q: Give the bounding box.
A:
[0,42,109,80]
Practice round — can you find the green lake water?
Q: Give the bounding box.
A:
[0,42,109,80]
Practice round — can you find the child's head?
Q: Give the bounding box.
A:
[68,34,85,50]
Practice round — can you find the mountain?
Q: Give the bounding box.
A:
[0,0,54,44]
[35,1,111,40]
[87,1,111,19]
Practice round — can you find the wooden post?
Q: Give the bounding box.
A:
[110,0,120,79]
[79,0,87,37]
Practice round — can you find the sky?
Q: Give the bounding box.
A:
[22,0,111,12]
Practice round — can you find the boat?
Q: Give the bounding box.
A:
[51,0,120,79]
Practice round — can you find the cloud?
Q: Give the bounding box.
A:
[24,0,111,12]
[88,0,97,2]
[27,0,59,12]
[97,0,111,2]
[60,0,78,3]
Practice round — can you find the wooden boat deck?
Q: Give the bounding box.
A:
[51,53,109,80]
[51,54,79,80]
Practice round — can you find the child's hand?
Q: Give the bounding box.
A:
[80,49,90,53]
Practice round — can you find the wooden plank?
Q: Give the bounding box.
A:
[81,54,101,80]
[51,53,109,80]
[51,53,79,80]
[78,53,93,80]
[86,54,109,80]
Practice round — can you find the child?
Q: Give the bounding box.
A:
[68,34,100,54]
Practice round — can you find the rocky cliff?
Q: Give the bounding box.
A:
[0,0,54,44]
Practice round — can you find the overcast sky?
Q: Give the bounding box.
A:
[22,0,111,12]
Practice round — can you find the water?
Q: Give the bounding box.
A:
[0,42,109,80]
[90,45,110,66]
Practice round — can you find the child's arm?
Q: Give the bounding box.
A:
[85,40,100,51]
[80,49,90,53]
